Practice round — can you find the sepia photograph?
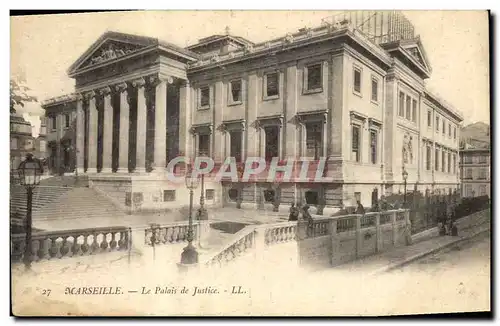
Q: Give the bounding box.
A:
[9,9,491,316]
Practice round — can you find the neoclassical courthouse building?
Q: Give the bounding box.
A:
[42,11,463,213]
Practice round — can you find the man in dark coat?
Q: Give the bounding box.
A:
[288,203,299,221]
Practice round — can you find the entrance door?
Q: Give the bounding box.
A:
[371,188,378,207]
[264,126,279,162]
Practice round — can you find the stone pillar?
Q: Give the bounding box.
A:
[134,78,147,173]
[75,94,85,173]
[86,91,97,173]
[116,83,129,173]
[179,81,192,159]
[285,66,298,160]
[101,86,113,173]
[213,81,224,163]
[153,76,168,171]
[246,73,258,158]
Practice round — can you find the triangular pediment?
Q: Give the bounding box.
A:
[68,31,158,76]
[401,39,432,74]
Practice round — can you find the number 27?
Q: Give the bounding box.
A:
[41,289,51,296]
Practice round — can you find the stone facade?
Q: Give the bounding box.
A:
[61,11,463,212]
[460,147,491,198]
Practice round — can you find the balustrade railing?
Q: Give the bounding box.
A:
[144,221,199,246]
[11,226,131,263]
[264,222,297,245]
[396,211,406,221]
[336,215,357,233]
[379,211,393,225]
[204,227,256,268]
[361,213,377,228]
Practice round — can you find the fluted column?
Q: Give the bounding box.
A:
[152,75,168,171]
[86,91,97,173]
[75,94,85,173]
[133,78,147,173]
[116,83,129,173]
[179,80,192,158]
[100,86,113,173]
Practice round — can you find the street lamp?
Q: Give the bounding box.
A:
[180,169,200,265]
[402,168,408,208]
[17,153,44,271]
[197,173,208,220]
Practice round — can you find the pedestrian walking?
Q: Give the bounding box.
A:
[288,203,299,221]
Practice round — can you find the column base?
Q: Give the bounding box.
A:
[115,168,129,173]
[101,168,113,173]
[86,168,97,174]
[134,167,147,173]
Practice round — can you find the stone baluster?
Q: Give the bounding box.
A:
[116,83,129,173]
[133,78,147,173]
[100,86,113,173]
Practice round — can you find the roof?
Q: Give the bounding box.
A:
[424,89,464,122]
[186,34,254,50]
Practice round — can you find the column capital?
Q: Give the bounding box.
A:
[115,82,128,93]
[75,93,84,101]
[132,77,146,88]
[98,86,112,96]
[84,90,96,100]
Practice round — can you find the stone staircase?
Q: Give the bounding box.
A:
[10,175,124,224]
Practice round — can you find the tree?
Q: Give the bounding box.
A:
[10,78,37,114]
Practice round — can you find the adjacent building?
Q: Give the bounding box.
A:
[41,94,78,175]
[10,112,47,172]
[460,146,491,198]
[60,10,463,213]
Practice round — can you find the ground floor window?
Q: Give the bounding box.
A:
[305,190,319,205]
[264,189,275,202]
[228,188,239,201]
[206,189,215,200]
[163,190,176,202]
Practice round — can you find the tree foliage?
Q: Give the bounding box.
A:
[10,78,37,113]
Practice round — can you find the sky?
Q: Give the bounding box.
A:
[10,10,490,127]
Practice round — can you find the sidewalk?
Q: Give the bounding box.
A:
[326,209,491,275]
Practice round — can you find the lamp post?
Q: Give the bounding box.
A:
[17,153,44,271]
[197,173,208,220]
[402,168,408,208]
[180,169,200,265]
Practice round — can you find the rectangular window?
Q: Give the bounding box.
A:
[448,124,452,137]
[200,87,210,107]
[435,116,439,132]
[453,154,456,174]
[306,64,322,91]
[371,78,378,102]
[266,72,279,97]
[453,127,457,140]
[198,134,210,156]
[465,168,472,179]
[352,125,361,162]
[230,131,243,163]
[51,116,57,130]
[427,111,432,127]
[442,120,445,135]
[398,92,405,117]
[426,145,431,170]
[479,185,487,196]
[465,184,473,197]
[163,190,176,202]
[205,189,215,200]
[10,137,18,150]
[306,122,323,160]
[478,168,487,180]
[353,67,362,94]
[264,126,279,161]
[65,114,70,128]
[464,155,473,164]
[447,152,451,173]
[230,80,242,103]
[441,151,446,172]
[478,155,487,164]
[411,99,417,122]
[370,130,378,164]
[405,95,412,120]
[435,149,439,171]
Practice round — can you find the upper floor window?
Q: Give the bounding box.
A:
[371,77,378,102]
[51,116,57,130]
[478,155,487,164]
[478,168,488,180]
[198,134,210,156]
[405,95,412,120]
[479,185,487,196]
[305,63,322,92]
[265,72,279,98]
[464,155,473,164]
[426,145,431,170]
[10,137,18,150]
[353,67,362,95]
[435,148,439,171]
[229,131,243,163]
[398,92,405,117]
[411,99,417,122]
[427,111,432,128]
[369,129,378,164]
[435,116,440,133]
[448,124,452,138]
[64,114,70,128]
[441,151,446,172]
[351,125,361,162]
[229,80,242,104]
[465,168,473,179]
[447,152,451,173]
[305,122,323,160]
[199,86,210,108]
[442,120,446,135]
[453,126,457,140]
